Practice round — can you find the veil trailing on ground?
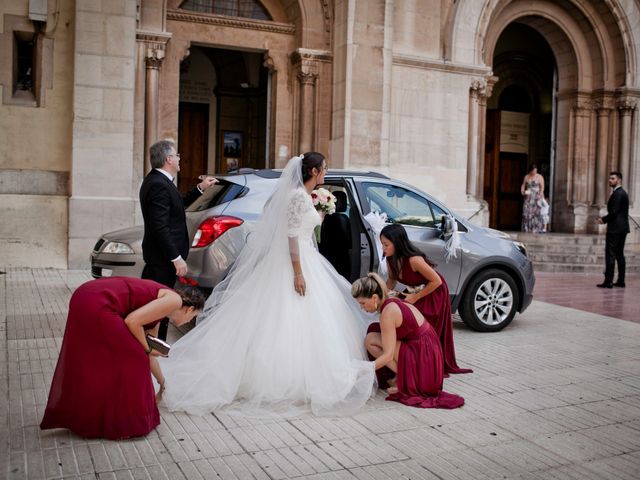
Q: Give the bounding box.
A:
[201,155,305,319]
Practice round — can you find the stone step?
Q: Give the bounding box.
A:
[507,232,609,245]
[528,252,640,264]
[533,262,640,273]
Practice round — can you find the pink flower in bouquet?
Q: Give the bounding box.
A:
[311,188,337,215]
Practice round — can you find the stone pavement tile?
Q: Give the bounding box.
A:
[379,426,468,457]
[489,411,569,437]
[456,392,529,419]
[473,439,571,475]
[535,382,615,405]
[433,418,519,447]
[577,398,640,423]
[351,407,427,434]
[308,435,408,470]
[530,430,627,463]
[534,404,616,431]
[580,450,640,480]
[495,388,572,412]
[288,416,370,443]
[418,447,513,480]
[579,424,640,453]
[226,422,312,453]
[350,459,443,479]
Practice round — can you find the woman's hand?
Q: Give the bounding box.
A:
[294,273,306,296]
[403,293,420,304]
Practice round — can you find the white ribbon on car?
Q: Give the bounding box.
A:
[363,211,388,277]
[444,214,462,263]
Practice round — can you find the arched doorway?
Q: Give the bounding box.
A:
[448,0,638,233]
[484,23,555,231]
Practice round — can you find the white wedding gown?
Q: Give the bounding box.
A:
[160,186,376,417]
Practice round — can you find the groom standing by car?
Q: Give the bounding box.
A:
[140,139,217,339]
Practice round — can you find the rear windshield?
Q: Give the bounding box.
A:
[186,181,248,212]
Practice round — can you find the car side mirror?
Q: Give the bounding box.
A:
[441,216,454,239]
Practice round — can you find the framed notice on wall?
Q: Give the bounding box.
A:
[221,130,243,172]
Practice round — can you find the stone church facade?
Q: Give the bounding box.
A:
[1,0,639,268]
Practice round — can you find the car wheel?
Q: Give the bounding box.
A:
[459,269,519,332]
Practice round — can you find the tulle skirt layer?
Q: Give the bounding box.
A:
[160,245,376,417]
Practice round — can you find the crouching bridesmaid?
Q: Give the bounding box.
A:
[351,273,464,409]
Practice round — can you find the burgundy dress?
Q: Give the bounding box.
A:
[388,257,472,375]
[40,277,167,439]
[381,298,464,409]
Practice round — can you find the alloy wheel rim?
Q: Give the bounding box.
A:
[474,278,513,325]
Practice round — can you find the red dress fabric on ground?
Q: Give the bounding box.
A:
[379,298,464,409]
[388,257,472,375]
[40,277,167,439]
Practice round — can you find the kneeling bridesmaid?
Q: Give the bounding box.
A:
[352,273,464,409]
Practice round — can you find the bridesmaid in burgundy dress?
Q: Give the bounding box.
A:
[40,277,204,440]
[378,224,472,376]
[352,273,464,409]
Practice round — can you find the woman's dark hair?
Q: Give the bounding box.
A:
[176,286,206,310]
[351,272,387,301]
[301,152,325,182]
[527,163,537,173]
[380,224,435,276]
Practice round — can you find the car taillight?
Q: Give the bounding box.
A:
[192,216,243,248]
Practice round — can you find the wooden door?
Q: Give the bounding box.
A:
[497,152,527,230]
[178,102,209,194]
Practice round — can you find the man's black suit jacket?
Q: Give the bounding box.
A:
[139,169,202,265]
[602,186,630,235]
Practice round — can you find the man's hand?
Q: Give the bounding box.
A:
[172,257,188,276]
[596,217,604,225]
[198,175,218,191]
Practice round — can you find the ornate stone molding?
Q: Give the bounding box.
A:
[394,54,492,76]
[470,79,488,99]
[290,48,333,65]
[167,9,295,35]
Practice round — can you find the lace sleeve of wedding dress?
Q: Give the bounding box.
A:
[287,188,309,262]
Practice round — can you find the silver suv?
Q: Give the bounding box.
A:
[91,169,535,332]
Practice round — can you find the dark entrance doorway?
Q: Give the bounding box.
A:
[178,45,270,187]
[484,23,555,231]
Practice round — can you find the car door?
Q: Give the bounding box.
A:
[355,180,463,294]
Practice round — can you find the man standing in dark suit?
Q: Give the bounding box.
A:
[140,139,217,338]
[597,171,629,288]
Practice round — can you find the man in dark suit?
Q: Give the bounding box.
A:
[140,139,217,338]
[597,171,629,288]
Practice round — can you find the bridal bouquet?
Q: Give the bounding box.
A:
[311,188,337,215]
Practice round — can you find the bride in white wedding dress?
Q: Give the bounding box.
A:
[159,153,376,416]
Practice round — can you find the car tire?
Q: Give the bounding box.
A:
[459,269,519,332]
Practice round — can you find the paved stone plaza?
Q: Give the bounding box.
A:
[2,268,640,479]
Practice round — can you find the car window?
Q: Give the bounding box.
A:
[362,183,435,228]
[429,201,447,229]
[186,181,248,212]
[318,184,350,216]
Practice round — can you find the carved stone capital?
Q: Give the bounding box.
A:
[593,95,615,113]
[572,94,593,116]
[616,97,637,112]
[297,69,317,86]
[137,30,171,70]
[470,79,487,99]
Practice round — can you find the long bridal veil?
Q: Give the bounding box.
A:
[160,155,376,417]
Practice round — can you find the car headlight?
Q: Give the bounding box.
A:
[101,241,134,254]
[513,241,527,257]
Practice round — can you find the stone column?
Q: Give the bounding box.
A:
[138,33,170,173]
[467,79,488,198]
[292,49,322,154]
[569,95,592,233]
[617,98,636,185]
[594,99,613,206]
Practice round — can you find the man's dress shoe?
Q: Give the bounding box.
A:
[597,282,613,288]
